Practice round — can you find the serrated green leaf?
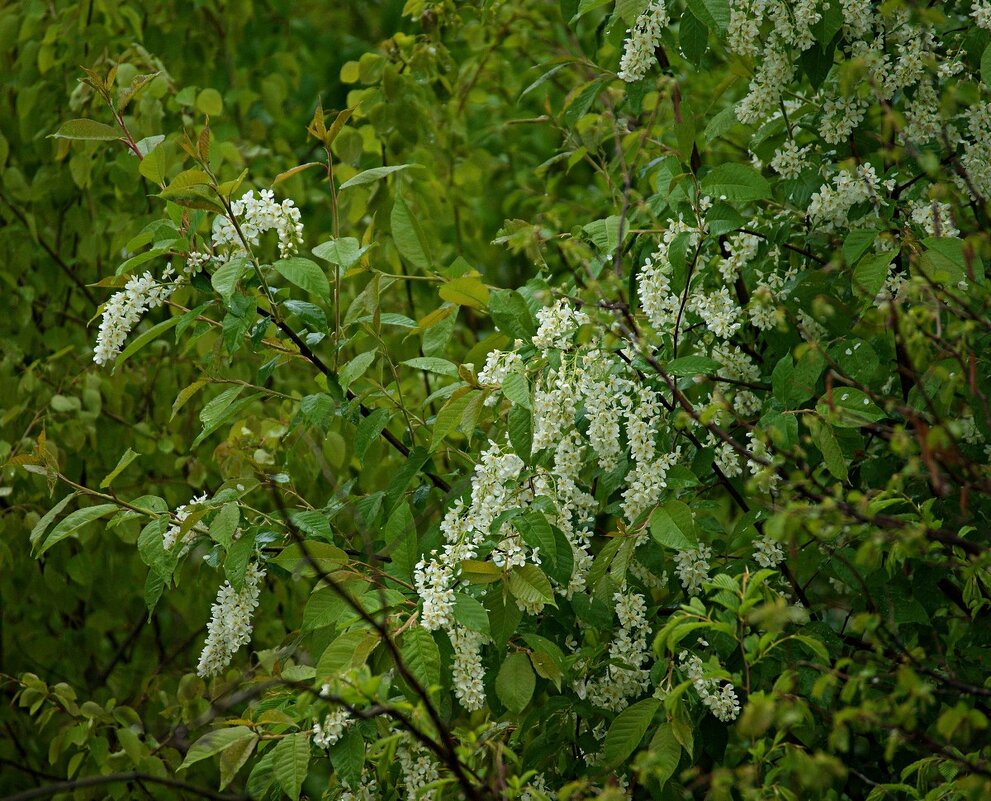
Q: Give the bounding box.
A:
[99,448,140,489]
[272,732,310,801]
[339,164,415,190]
[496,652,535,713]
[273,257,330,298]
[603,697,660,768]
[38,504,118,556]
[179,726,255,771]
[401,627,440,689]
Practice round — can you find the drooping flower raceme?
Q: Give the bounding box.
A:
[617,1,669,83]
[93,270,174,366]
[196,562,266,678]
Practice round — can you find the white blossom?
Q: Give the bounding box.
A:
[617,1,669,83]
[675,544,712,596]
[312,708,352,748]
[93,271,174,366]
[196,562,265,678]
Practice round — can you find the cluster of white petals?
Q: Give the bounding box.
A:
[585,591,652,712]
[680,651,741,722]
[212,188,304,258]
[532,299,589,350]
[196,562,265,678]
[163,492,209,551]
[93,270,174,366]
[312,708,352,749]
[397,739,439,801]
[675,544,712,596]
[617,1,669,83]
[753,535,785,568]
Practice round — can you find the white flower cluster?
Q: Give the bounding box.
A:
[338,776,378,801]
[532,299,589,350]
[617,0,669,83]
[753,535,784,568]
[910,200,958,238]
[638,217,704,332]
[770,140,812,179]
[312,708,352,749]
[674,544,711,596]
[975,1,991,30]
[680,651,741,722]
[211,189,304,258]
[396,739,439,801]
[196,562,265,678]
[413,441,533,706]
[622,387,681,523]
[478,349,524,405]
[163,492,209,550]
[807,164,887,231]
[93,269,174,366]
[450,626,486,711]
[586,591,652,712]
[818,96,867,145]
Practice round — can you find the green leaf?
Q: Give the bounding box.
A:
[686,0,728,32]
[219,732,258,790]
[99,448,140,489]
[496,652,535,713]
[508,404,533,461]
[453,593,490,635]
[30,493,80,549]
[329,729,364,788]
[273,257,330,298]
[665,355,723,376]
[211,257,249,301]
[339,164,415,190]
[340,349,377,391]
[700,163,771,203]
[982,43,991,87]
[196,88,224,116]
[680,11,708,66]
[312,237,370,269]
[383,501,417,582]
[403,357,460,377]
[50,118,121,141]
[646,723,682,787]
[193,390,262,448]
[38,504,118,556]
[439,276,489,309]
[401,628,440,689]
[842,229,877,265]
[209,502,240,550]
[808,416,849,481]
[852,251,895,298]
[139,144,167,184]
[179,726,255,771]
[501,372,531,409]
[391,196,432,271]
[650,501,698,549]
[508,564,556,608]
[272,732,310,801]
[489,288,537,340]
[603,698,660,768]
[817,387,885,428]
[430,391,475,451]
[516,512,557,566]
[355,408,391,463]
